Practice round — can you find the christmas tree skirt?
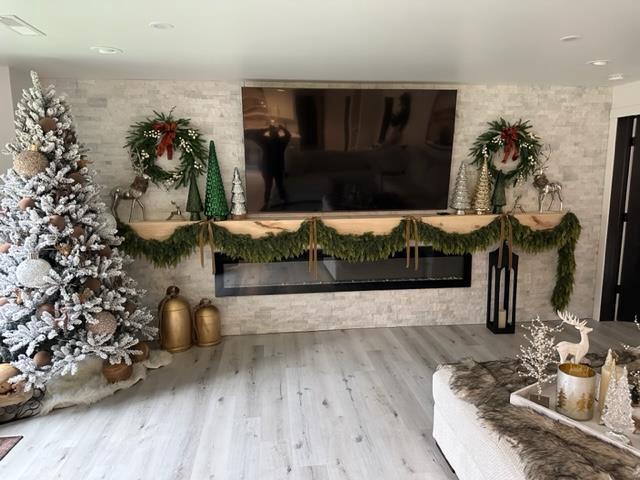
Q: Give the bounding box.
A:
[38,350,172,416]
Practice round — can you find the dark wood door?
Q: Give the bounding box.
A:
[601,115,640,321]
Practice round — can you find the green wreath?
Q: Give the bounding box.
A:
[470,118,542,186]
[124,109,207,188]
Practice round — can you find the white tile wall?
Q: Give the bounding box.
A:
[44,78,611,335]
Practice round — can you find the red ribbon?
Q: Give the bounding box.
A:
[500,126,519,163]
[153,121,177,160]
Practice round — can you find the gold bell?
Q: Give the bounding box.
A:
[158,286,192,353]
[193,298,222,347]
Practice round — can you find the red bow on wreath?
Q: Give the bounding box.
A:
[500,126,519,163]
[153,121,177,160]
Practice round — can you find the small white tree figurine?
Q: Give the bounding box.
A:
[602,366,635,443]
[518,316,561,405]
[556,311,593,364]
[450,163,471,215]
[230,167,247,219]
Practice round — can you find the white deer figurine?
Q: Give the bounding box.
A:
[556,311,593,364]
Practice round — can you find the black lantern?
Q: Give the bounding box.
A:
[486,241,518,334]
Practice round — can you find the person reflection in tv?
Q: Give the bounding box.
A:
[252,122,291,210]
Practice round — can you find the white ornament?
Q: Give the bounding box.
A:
[16,257,51,288]
[555,311,592,364]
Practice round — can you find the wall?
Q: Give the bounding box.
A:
[0,67,30,172]
[43,78,612,335]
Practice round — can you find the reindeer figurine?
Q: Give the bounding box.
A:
[110,175,149,222]
[556,311,593,364]
[533,148,563,213]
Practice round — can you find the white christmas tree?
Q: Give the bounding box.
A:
[230,167,247,218]
[450,163,471,215]
[602,366,635,441]
[0,72,156,390]
[517,316,561,397]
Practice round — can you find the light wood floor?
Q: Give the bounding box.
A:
[1,321,638,479]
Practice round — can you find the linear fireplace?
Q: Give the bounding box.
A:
[214,247,471,297]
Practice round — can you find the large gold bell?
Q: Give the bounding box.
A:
[158,286,192,353]
[193,298,221,347]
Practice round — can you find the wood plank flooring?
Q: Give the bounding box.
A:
[0,321,638,479]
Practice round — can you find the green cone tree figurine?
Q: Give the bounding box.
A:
[186,171,203,220]
[203,141,229,220]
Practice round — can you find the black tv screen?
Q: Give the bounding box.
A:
[242,87,457,213]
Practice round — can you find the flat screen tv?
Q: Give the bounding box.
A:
[242,87,457,213]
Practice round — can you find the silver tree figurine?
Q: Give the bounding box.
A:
[517,316,562,406]
[602,366,635,444]
[450,163,471,215]
[230,167,247,219]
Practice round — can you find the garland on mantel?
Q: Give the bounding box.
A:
[117,212,581,310]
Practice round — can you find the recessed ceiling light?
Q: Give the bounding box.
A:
[276,89,286,92]
[587,59,609,67]
[90,46,123,55]
[608,73,624,81]
[560,35,581,42]
[0,15,45,36]
[149,22,175,30]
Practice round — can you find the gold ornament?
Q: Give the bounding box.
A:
[473,159,492,215]
[49,214,65,230]
[98,245,112,257]
[131,341,150,363]
[56,243,72,256]
[83,277,101,293]
[124,301,137,315]
[0,243,10,254]
[78,288,93,304]
[0,364,20,394]
[18,197,35,210]
[87,311,118,336]
[102,360,133,384]
[13,145,48,178]
[158,286,192,353]
[67,171,85,184]
[72,225,85,238]
[33,351,52,367]
[193,298,221,347]
[38,117,57,133]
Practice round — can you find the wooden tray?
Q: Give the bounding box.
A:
[510,375,640,458]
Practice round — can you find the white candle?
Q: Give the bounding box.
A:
[498,309,507,329]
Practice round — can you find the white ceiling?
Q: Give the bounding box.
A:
[1,0,639,85]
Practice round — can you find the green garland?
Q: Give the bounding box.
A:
[118,213,581,310]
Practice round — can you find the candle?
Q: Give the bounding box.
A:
[498,309,507,329]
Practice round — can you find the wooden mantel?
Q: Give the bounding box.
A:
[128,212,565,241]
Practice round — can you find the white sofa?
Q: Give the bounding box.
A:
[432,366,527,480]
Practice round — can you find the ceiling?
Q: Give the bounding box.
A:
[1,0,639,85]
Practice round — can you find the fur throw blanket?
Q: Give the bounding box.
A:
[447,352,640,480]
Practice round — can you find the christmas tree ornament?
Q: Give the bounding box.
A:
[13,144,48,178]
[83,277,101,293]
[36,304,55,318]
[602,366,635,443]
[0,243,10,254]
[67,171,85,184]
[77,158,91,169]
[18,197,35,210]
[56,243,72,256]
[16,256,51,288]
[158,286,192,353]
[102,360,133,384]
[449,163,471,215]
[230,167,247,219]
[517,316,561,406]
[204,141,229,220]
[472,159,492,214]
[87,311,118,337]
[98,245,112,257]
[38,117,57,133]
[33,351,52,367]
[0,364,20,394]
[193,298,222,347]
[186,171,203,221]
[0,298,8,306]
[78,288,93,304]
[124,301,137,315]
[130,341,150,363]
[72,225,85,238]
[48,215,65,230]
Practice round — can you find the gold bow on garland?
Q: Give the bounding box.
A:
[198,221,216,274]
[404,216,420,271]
[308,217,319,277]
[497,214,514,270]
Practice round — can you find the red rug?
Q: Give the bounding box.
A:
[0,436,22,462]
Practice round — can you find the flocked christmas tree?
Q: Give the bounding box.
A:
[203,140,229,220]
[450,163,471,215]
[473,159,492,214]
[602,366,635,441]
[230,167,247,219]
[0,72,156,390]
